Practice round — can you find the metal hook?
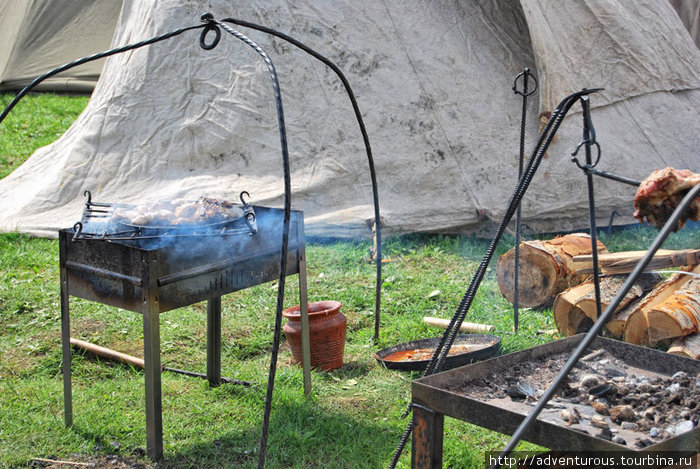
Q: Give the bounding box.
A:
[239,191,251,206]
[199,14,221,50]
[512,68,538,97]
[245,212,257,235]
[72,222,83,242]
[83,190,92,207]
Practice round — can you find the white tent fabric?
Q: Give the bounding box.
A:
[670,0,700,48]
[0,0,121,92]
[0,0,699,239]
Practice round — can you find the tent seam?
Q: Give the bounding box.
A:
[379,0,483,213]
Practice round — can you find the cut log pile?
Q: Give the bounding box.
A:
[554,261,700,357]
[496,233,607,309]
[497,234,700,358]
[496,169,700,357]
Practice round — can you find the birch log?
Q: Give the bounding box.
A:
[668,332,700,359]
[552,273,661,337]
[623,265,700,345]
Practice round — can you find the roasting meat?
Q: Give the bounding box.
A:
[111,197,244,226]
[633,167,700,231]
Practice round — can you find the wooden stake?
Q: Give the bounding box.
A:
[423,316,494,334]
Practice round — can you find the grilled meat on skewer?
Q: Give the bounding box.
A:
[633,167,700,231]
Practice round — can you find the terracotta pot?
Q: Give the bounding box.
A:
[283,300,346,371]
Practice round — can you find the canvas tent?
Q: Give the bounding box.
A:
[0,0,121,92]
[0,0,699,238]
[671,0,700,48]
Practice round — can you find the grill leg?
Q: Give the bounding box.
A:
[207,296,222,387]
[143,255,163,461]
[297,225,312,396]
[411,404,444,469]
[60,264,72,427]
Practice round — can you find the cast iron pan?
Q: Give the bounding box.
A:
[375,334,501,371]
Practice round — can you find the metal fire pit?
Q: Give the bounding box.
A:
[59,204,310,460]
[410,335,700,468]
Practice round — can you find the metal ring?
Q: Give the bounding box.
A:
[590,141,601,168]
[512,69,538,97]
[199,24,221,50]
[571,140,602,170]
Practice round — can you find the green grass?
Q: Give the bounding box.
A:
[0,93,90,178]
[1,93,698,468]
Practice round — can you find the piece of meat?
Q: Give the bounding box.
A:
[633,167,700,231]
[110,197,243,226]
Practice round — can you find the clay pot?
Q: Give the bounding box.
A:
[283,300,346,371]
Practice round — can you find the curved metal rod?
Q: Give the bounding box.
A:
[198,16,292,469]
[389,88,602,468]
[0,24,207,125]
[492,183,700,467]
[221,17,383,343]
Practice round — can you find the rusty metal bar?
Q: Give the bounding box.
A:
[411,404,444,469]
[296,219,312,396]
[59,235,72,427]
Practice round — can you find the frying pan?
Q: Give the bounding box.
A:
[375,334,501,371]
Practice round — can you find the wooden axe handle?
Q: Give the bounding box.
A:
[70,337,145,369]
[423,316,494,333]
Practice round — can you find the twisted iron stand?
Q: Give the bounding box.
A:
[0,13,383,468]
[511,67,537,332]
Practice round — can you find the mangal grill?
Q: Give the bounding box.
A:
[59,191,311,459]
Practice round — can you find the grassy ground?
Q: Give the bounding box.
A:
[0,94,698,468]
[0,93,90,179]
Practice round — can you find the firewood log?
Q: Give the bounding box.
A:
[606,297,642,338]
[623,265,700,345]
[497,233,607,309]
[573,249,700,275]
[576,273,662,323]
[552,273,661,337]
[553,282,595,336]
[668,332,700,359]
